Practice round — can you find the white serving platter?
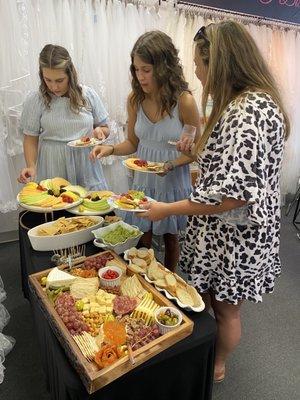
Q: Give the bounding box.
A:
[28,215,104,251]
[124,249,205,313]
[17,194,82,213]
[67,204,115,216]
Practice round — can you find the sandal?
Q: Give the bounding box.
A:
[214,368,225,383]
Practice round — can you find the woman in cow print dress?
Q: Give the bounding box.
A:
[139,21,289,382]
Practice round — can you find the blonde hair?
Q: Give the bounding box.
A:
[130,30,190,116]
[194,20,290,153]
[39,44,87,113]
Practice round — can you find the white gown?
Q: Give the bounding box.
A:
[0,102,18,213]
[0,276,15,384]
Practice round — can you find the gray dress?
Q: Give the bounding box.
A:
[19,86,108,190]
[125,104,192,235]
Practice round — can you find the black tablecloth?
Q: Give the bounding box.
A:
[20,211,217,400]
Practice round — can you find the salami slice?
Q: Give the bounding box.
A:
[113,295,137,315]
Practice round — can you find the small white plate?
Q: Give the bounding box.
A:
[122,160,164,174]
[67,204,115,216]
[67,138,105,148]
[107,196,154,213]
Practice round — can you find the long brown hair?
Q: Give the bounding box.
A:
[130,30,190,116]
[39,44,87,113]
[194,20,290,153]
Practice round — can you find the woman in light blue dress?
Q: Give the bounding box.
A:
[90,31,200,270]
[18,44,108,190]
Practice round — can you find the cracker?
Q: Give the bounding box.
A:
[132,258,147,268]
[186,285,203,308]
[154,278,168,288]
[165,274,177,294]
[137,249,149,259]
[127,247,138,259]
[176,287,194,307]
[128,264,144,274]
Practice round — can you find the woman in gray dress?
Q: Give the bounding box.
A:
[18,44,108,190]
[90,31,200,271]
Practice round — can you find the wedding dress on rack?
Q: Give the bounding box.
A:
[0,276,15,384]
[0,103,19,213]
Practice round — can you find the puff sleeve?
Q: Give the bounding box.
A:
[19,91,44,136]
[85,86,108,125]
[191,97,280,226]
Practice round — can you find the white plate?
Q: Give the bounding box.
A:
[107,196,154,213]
[122,160,164,174]
[67,138,105,148]
[123,250,205,313]
[17,194,83,213]
[67,204,115,216]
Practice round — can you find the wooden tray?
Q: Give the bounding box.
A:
[29,251,194,394]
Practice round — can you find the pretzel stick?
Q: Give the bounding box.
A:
[127,343,135,365]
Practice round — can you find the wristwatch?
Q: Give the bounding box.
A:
[164,160,175,172]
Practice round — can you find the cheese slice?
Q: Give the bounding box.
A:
[46,267,76,288]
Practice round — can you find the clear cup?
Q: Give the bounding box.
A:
[180,124,196,142]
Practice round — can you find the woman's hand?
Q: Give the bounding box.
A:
[156,161,174,177]
[92,126,107,140]
[18,166,37,183]
[137,201,171,221]
[89,145,113,161]
[176,138,195,153]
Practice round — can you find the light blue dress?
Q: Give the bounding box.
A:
[125,104,191,235]
[19,86,108,190]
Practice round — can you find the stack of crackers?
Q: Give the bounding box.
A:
[38,216,97,236]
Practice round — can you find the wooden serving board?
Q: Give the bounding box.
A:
[28,251,194,394]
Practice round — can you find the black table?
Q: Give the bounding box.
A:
[19,211,217,400]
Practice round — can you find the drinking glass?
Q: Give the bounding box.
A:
[180,124,196,142]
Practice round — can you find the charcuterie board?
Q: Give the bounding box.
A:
[29,250,193,393]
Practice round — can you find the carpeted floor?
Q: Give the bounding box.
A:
[0,209,299,400]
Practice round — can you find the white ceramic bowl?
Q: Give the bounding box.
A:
[92,220,143,255]
[28,216,104,251]
[154,307,183,335]
[98,265,122,287]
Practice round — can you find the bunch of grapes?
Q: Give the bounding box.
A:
[83,253,115,271]
[55,293,89,335]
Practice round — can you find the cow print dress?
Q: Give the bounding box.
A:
[179,91,285,304]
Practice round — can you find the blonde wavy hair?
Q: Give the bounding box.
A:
[39,44,87,113]
[194,20,290,153]
[130,30,190,116]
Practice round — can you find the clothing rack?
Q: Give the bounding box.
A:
[175,1,300,31]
